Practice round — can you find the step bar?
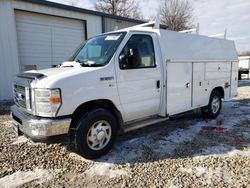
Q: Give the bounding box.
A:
[123,116,169,133]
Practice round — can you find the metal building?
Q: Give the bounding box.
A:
[0,0,144,100]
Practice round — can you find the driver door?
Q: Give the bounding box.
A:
[115,33,161,122]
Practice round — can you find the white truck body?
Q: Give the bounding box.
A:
[239,56,250,69]
[11,22,238,158]
[238,56,250,79]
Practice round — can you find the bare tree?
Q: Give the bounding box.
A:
[95,0,143,19]
[159,0,194,31]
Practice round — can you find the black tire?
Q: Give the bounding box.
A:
[202,90,222,119]
[72,108,118,159]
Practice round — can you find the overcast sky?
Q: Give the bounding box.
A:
[48,0,250,53]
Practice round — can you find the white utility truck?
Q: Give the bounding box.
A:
[11,22,238,159]
[238,56,250,79]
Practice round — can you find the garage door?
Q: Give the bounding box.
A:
[15,11,85,71]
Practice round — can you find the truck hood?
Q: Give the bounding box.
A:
[22,61,101,88]
[27,61,87,77]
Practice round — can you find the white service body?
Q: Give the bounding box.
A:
[11,24,239,139]
[238,56,250,79]
[239,56,250,70]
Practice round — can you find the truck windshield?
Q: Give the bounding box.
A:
[70,32,126,67]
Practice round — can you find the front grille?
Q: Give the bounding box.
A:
[13,84,28,109]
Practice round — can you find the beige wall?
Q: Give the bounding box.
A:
[0,0,20,100]
[104,17,138,32]
[12,0,102,38]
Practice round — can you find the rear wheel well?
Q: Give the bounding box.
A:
[212,87,224,99]
[70,100,123,130]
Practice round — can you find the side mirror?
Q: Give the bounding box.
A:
[119,48,136,69]
[119,53,127,69]
[119,54,126,62]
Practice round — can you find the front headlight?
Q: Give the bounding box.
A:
[34,88,61,117]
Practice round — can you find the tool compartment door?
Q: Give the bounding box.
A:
[230,61,238,97]
[166,62,192,115]
[192,63,207,107]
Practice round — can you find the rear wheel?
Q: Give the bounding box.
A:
[202,90,222,119]
[72,108,118,159]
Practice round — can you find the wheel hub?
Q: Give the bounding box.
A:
[87,120,112,151]
[96,130,105,141]
[212,96,220,113]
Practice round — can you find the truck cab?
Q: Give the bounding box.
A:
[11,22,238,159]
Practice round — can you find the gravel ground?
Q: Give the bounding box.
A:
[0,81,250,188]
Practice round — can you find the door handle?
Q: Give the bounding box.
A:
[186,83,191,88]
[225,82,231,88]
[156,80,160,88]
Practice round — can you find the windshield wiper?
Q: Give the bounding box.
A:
[75,59,88,64]
[81,63,103,67]
[76,59,104,67]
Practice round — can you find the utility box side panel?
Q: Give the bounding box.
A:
[204,62,232,101]
[192,63,207,107]
[205,63,231,80]
[166,62,192,115]
[158,30,238,62]
[231,61,238,98]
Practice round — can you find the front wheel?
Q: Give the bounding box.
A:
[202,90,222,119]
[72,108,118,159]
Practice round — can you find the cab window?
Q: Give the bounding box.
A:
[119,35,156,69]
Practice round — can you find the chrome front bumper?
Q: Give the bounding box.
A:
[11,105,71,140]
